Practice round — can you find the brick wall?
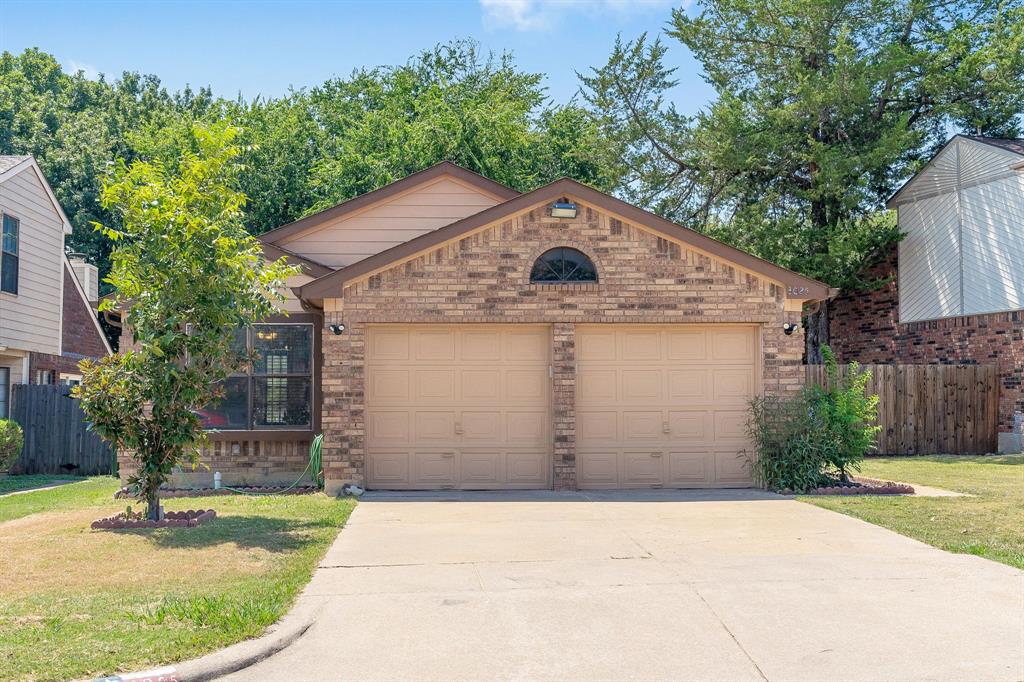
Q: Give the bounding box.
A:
[321,200,806,492]
[829,248,1023,434]
[29,266,110,379]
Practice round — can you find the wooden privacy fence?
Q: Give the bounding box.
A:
[10,383,115,475]
[805,364,1000,455]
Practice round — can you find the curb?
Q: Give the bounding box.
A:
[93,596,321,682]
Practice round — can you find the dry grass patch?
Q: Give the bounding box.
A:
[0,477,356,682]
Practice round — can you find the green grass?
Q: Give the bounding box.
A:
[0,474,78,496]
[802,455,1024,570]
[0,477,356,681]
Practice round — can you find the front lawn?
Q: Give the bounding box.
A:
[0,477,355,682]
[0,474,76,496]
[802,455,1024,570]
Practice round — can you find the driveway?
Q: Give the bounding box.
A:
[226,490,1024,681]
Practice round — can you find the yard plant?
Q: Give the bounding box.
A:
[747,346,880,492]
[75,123,298,520]
[0,418,24,472]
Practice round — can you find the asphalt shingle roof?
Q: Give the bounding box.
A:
[964,136,1024,156]
[0,155,31,175]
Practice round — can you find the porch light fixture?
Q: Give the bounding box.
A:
[329,323,346,335]
[782,322,798,336]
[549,200,577,219]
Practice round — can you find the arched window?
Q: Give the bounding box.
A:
[529,247,598,283]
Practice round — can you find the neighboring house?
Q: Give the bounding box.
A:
[0,156,112,419]
[830,136,1024,453]
[122,162,831,493]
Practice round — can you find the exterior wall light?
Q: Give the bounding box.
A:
[329,323,346,335]
[549,200,577,219]
[782,322,798,336]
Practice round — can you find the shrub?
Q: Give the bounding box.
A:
[0,419,24,472]
[745,345,880,492]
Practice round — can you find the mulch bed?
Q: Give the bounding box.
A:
[784,478,915,496]
[114,486,318,499]
[91,509,216,530]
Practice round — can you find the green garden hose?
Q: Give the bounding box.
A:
[220,433,324,495]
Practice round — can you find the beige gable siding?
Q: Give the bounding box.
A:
[896,137,1024,322]
[279,273,314,313]
[280,176,502,267]
[0,168,65,355]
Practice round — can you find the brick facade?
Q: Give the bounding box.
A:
[29,265,110,380]
[320,200,806,493]
[829,248,1024,435]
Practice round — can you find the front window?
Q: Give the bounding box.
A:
[0,368,9,418]
[1,214,19,295]
[200,323,313,430]
[529,247,598,283]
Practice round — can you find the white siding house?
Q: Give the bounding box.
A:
[0,156,72,417]
[887,136,1024,323]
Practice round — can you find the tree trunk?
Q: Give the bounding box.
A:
[146,485,161,521]
[805,299,830,364]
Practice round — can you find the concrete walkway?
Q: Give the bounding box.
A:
[225,490,1024,682]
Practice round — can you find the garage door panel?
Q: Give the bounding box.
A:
[462,370,500,400]
[623,411,664,441]
[367,369,410,403]
[506,451,548,485]
[622,330,661,360]
[668,369,709,400]
[713,370,755,402]
[461,331,501,361]
[413,450,457,485]
[621,369,663,401]
[415,370,455,400]
[414,412,456,442]
[505,370,547,401]
[367,411,410,445]
[367,325,551,490]
[667,411,710,440]
[623,451,665,485]
[713,411,749,441]
[367,330,409,361]
[577,452,618,488]
[414,331,456,361]
[578,329,616,361]
[710,329,755,360]
[506,412,548,445]
[577,369,617,403]
[461,411,501,441]
[577,411,618,444]
[667,328,708,360]
[714,449,753,484]
[666,451,713,485]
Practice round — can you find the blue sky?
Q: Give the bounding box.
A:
[0,0,714,114]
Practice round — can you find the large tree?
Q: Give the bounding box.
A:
[75,124,297,520]
[582,0,1024,358]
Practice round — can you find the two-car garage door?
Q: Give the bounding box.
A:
[365,324,757,490]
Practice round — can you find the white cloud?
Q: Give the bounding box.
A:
[480,0,673,32]
[64,59,101,81]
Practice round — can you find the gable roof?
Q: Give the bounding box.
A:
[258,161,520,246]
[0,156,74,234]
[887,135,1024,208]
[296,177,831,302]
[261,241,335,278]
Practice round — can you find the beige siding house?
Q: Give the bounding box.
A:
[0,156,110,418]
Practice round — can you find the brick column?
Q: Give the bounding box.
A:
[552,322,577,490]
[322,306,365,495]
[762,311,806,397]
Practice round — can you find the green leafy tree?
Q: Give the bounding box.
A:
[74,123,298,520]
[583,1,1024,358]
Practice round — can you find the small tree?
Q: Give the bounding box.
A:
[0,419,24,472]
[75,123,298,520]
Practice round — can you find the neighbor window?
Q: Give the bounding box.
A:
[35,370,55,385]
[1,214,18,294]
[199,323,313,431]
[529,247,598,283]
[0,368,9,418]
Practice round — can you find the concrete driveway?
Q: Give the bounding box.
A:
[226,490,1024,681]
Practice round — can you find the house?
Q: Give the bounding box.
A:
[118,162,831,493]
[0,156,112,419]
[829,136,1024,453]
